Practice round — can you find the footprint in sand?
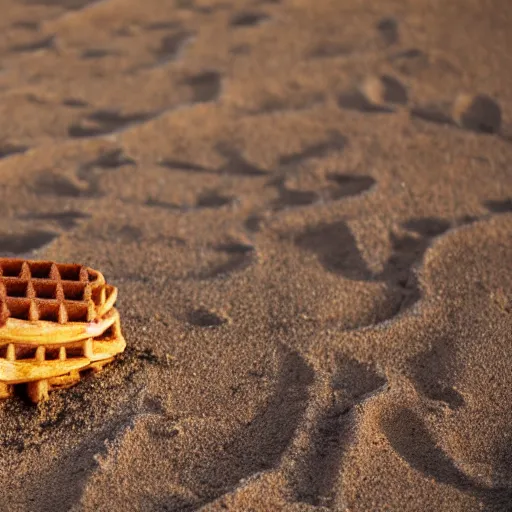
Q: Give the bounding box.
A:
[179,347,313,507]
[338,75,408,114]
[80,48,121,60]
[244,213,268,233]
[24,0,100,8]
[376,17,399,45]
[278,132,348,167]
[389,48,430,76]
[271,173,375,210]
[246,92,325,115]
[160,144,267,177]
[144,21,182,31]
[195,241,256,280]
[4,210,93,258]
[195,191,236,209]
[230,11,270,28]
[485,198,512,214]
[326,173,376,199]
[34,171,89,198]
[291,356,387,505]
[295,221,375,281]
[158,158,213,174]
[0,231,57,256]
[34,147,135,198]
[143,189,238,213]
[68,110,160,138]
[452,93,502,134]
[186,306,230,327]
[62,98,89,108]
[412,93,503,135]
[267,131,353,209]
[381,408,481,488]
[380,406,512,507]
[0,144,30,160]
[338,71,504,140]
[18,211,91,230]
[153,31,194,65]
[183,71,222,103]
[9,35,55,53]
[295,215,476,321]
[215,143,269,176]
[11,21,40,31]
[309,42,353,59]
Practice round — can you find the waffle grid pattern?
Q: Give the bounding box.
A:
[0,259,104,323]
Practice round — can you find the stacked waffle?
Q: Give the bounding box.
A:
[0,258,125,403]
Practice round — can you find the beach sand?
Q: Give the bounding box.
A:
[0,0,511,510]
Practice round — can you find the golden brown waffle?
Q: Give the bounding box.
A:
[0,297,8,328]
[0,258,126,402]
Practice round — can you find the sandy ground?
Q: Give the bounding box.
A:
[0,0,511,510]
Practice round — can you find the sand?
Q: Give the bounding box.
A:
[0,0,510,510]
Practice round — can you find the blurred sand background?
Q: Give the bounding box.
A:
[0,0,511,510]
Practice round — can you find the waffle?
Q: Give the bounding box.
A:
[0,297,8,327]
[0,258,126,402]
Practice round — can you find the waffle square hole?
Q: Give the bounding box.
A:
[87,269,101,283]
[0,260,24,277]
[65,347,84,358]
[15,346,37,360]
[102,325,115,339]
[91,286,105,306]
[59,264,83,281]
[5,280,28,297]
[44,349,61,360]
[5,298,31,320]
[66,303,89,322]
[28,262,53,279]
[63,282,86,301]
[38,302,60,322]
[33,281,57,299]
